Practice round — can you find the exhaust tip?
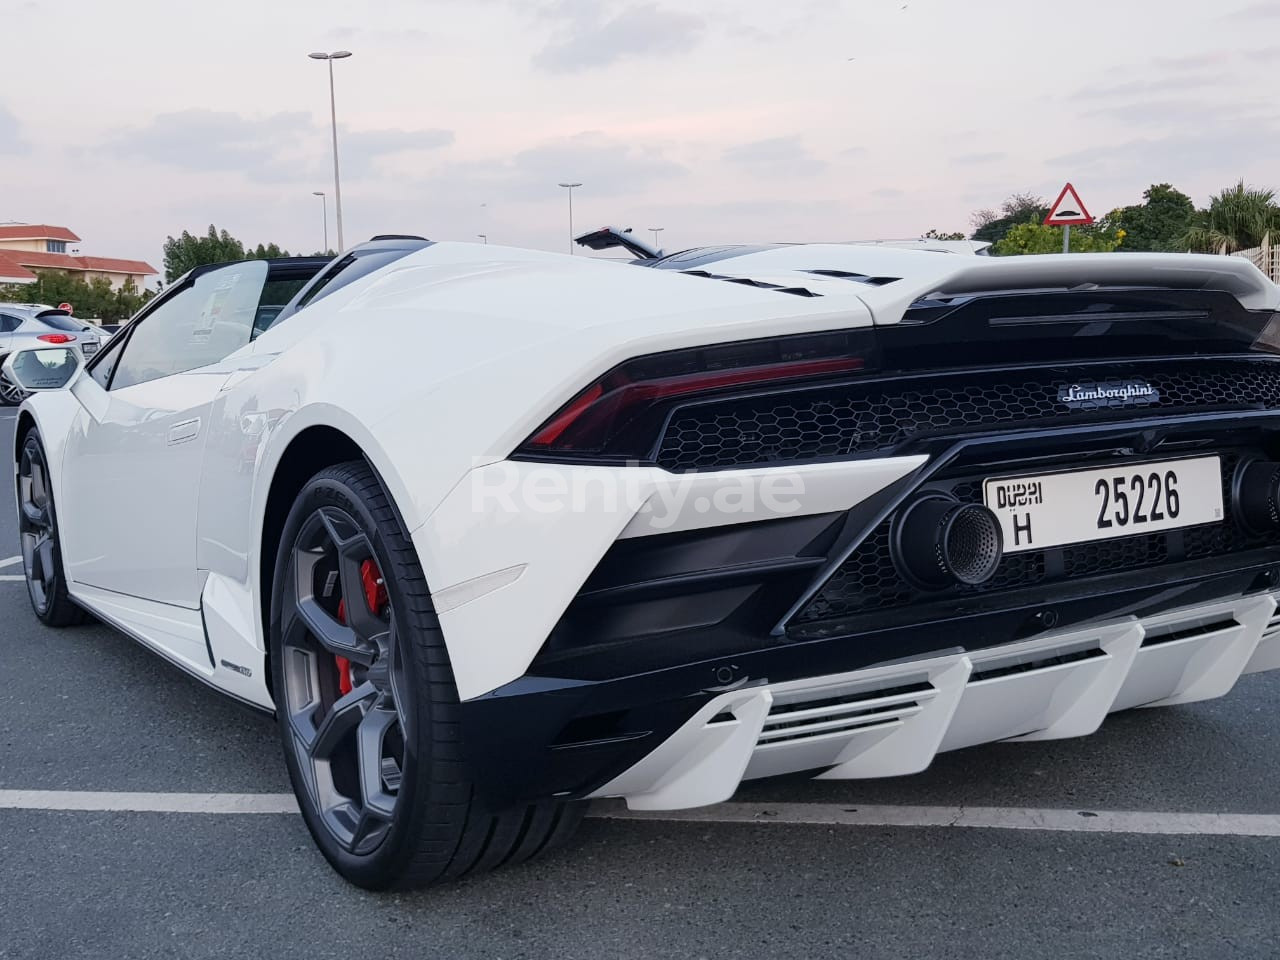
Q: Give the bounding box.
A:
[893,496,1004,589]
[1234,460,1280,533]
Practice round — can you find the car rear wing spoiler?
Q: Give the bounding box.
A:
[837,252,1280,325]
[574,226,662,260]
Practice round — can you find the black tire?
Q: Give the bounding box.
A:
[269,461,583,889]
[17,430,90,626]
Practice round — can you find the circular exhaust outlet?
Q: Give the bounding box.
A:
[893,496,1004,589]
[1234,460,1280,533]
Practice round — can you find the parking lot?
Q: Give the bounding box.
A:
[0,411,1278,960]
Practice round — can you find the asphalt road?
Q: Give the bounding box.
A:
[1,411,1279,959]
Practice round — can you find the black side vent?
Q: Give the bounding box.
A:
[680,270,822,298]
[805,269,900,286]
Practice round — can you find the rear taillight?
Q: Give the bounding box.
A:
[516,330,875,463]
[37,334,75,344]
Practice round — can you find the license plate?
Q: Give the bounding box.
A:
[82,342,98,355]
[983,456,1223,554]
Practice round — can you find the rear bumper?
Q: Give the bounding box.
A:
[456,566,1280,810]
[591,593,1277,810]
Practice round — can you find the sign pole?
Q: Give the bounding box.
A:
[1063,224,1070,254]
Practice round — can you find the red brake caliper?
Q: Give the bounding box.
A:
[333,559,388,696]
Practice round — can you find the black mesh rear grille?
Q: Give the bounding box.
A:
[656,358,1280,471]
[792,451,1271,626]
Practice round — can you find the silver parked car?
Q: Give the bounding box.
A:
[0,303,105,405]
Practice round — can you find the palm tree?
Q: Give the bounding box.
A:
[1182,181,1280,253]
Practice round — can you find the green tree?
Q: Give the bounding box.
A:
[1182,181,1280,253]
[115,277,151,318]
[249,242,292,260]
[971,192,1049,245]
[162,225,246,282]
[0,271,155,323]
[994,221,1120,256]
[162,226,297,282]
[1101,184,1195,252]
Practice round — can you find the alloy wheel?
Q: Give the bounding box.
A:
[18,439,56,613]
[0,372,28,405]
[279,506,412,855]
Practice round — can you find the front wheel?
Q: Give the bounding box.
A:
[269,461,582,889]
[17,430,89,626]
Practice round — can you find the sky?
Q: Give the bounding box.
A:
[0,0,1277,272]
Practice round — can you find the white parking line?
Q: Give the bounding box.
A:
[597,802,1280,837]
[0,556,22,569]
[2,791,1279,837]
[0,790,299,814]
[0,575,25,582]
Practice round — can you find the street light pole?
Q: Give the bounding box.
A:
[649,226,664,250]
[558,182,582,254]
[309,50,352,252]
[312,191,328,253]
[477,233,488,244]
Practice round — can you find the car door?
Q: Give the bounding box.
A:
[59,261,272,608]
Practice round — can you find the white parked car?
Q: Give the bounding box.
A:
[8,236,1280,889]
[0,303,105,404]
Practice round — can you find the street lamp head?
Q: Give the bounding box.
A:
[309,51,353,60]
[558,182,582,189]
[308,52,329,59]
[312,191,325,197]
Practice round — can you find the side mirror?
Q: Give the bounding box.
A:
[2,347,83,392]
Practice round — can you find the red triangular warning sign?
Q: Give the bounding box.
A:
[1044,183,1094,226]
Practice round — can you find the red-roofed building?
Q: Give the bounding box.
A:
[0,223,157,291]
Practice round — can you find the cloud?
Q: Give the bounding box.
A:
[1075,72,1234,100]
[1221,2,1280,19]
[952,152,1006,167]
[1049,103,1280,185]
[0,104,27,154]
[346,128,454,154]
[340,128,456,177]
[318,25,435,51]
[99,109,454,184]
[871,187,905,199]
[100,109,315,181]
[533,2,705,72]
[723,136,827,178]
[1082,97,1273,129]
[384,129,683,215]
[504,131,684,197]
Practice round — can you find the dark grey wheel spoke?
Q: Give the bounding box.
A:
[20,498,46,527]
[320,510,388,644]
[357,706,399,820]
[294,594,375,666]
[347,809,389,850]
[308,681,378,759]
[35,536,54,584]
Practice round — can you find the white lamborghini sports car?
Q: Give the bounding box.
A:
[10,236,1280,889]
